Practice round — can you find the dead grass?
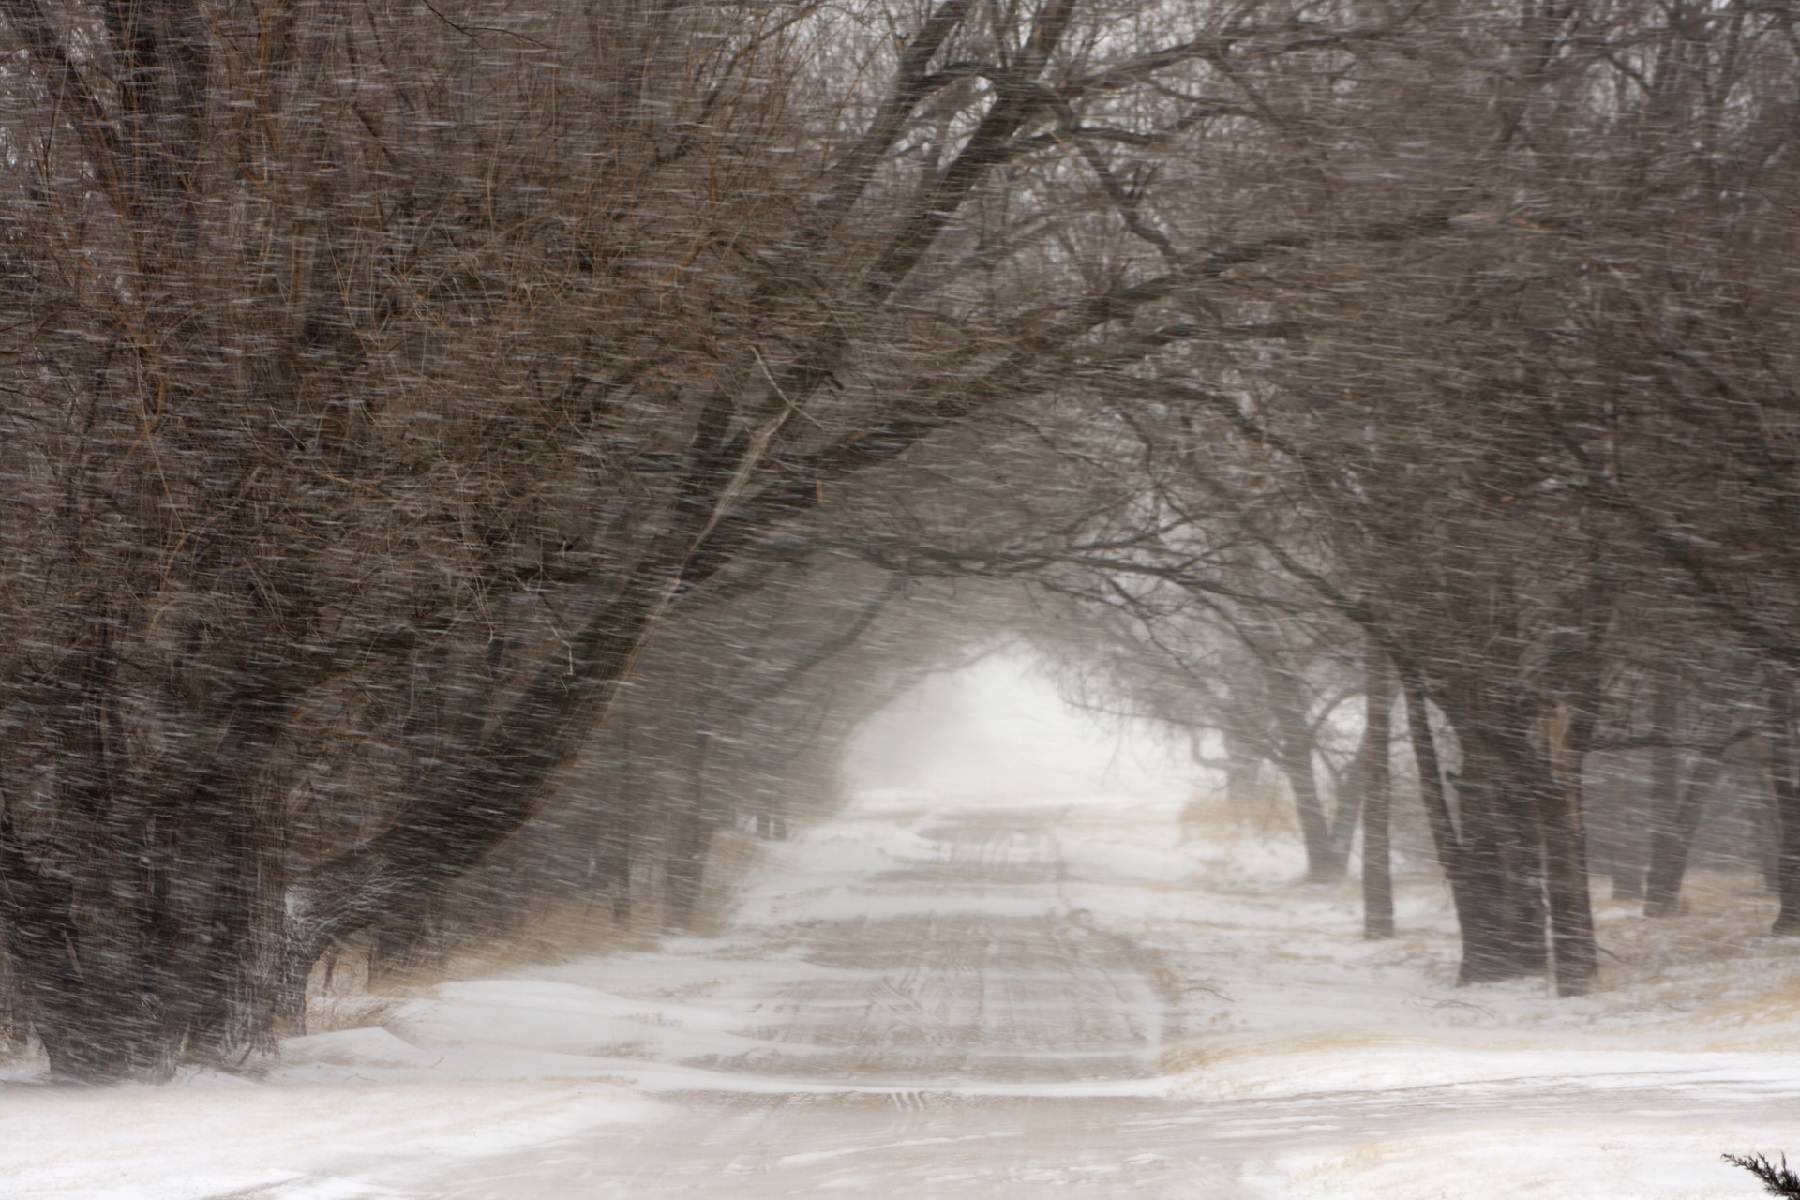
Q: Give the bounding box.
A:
[1178,786,1295,843]
[305,899,658,1014]
[303,832,773,1022]
[304,994,403,1037]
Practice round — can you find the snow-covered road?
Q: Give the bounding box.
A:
[390,796,1797,1199]
[6,786,1800,1197]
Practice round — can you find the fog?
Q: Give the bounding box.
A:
[4,0,1800,1195]
[843,650,1188,801]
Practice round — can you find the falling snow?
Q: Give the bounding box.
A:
[2,1,1799,1196]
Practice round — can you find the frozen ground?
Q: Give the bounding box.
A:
[5,783,1800,1198]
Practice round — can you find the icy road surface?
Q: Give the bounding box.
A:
[7,787,1800,1198]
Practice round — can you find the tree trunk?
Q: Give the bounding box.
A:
[1421,568,1560,984]
[665,729,718,929]
[600,723,641,923]
[1498,756,1552,978]
[1398,662,1519,985]
[1451,746,1538,983]
[1760,752,1783,895]
[0,804,87,1076]
[1362,645,1394,939]
[1606,768,1646,901]
[1541,701,1597,997]
[1642,674,1686,918]
[1767,674,1800,936]
[369,885,443,980]
[0,622,297,1081]
[1400,666,1461,895]
[286,556,682,984]
[1268,667,1334,881]
[1642,755,1723,919]
[664,812,716,929]
[1324,743,1367,878]
[1438,681,1552,984]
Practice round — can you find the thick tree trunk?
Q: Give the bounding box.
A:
[1363,646,1394,939]
[3,686,290,1080]
[1541,702,1597,997]
[1766,675,1800,936]
[1398,664,1519,983]
[0,804,87,1076]
[9,624,290,1063]
[1450,757,1535,983]
[1498,761,1551,977]
[1439,692,1553,984]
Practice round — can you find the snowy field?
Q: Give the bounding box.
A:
[4,775,1800,1198]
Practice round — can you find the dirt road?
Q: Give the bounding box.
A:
[385,801,1787,1198]
[12,790,1798,1198]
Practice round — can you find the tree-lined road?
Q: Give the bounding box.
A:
[377,800,1786,1199]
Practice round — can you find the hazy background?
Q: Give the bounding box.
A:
[842,650,1189,801]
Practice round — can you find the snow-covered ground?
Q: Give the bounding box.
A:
[5,780,1799,1198]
